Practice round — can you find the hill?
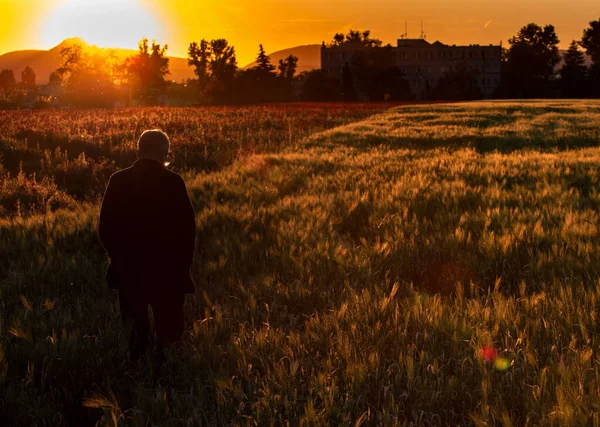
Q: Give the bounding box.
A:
[0,38,195,84]
[243,44,321,73]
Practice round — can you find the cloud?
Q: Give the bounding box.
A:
[484,20,492,28]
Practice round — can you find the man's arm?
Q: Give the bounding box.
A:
[98,175,120,258]
[173,175,196,270]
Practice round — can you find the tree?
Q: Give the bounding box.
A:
[187,38,237,103]
[126,37,170,103]
[330,29,382,48]
[21,66,36,90]
[580,18,600,63]
[232,45,280,104]
[234,68,281,104]
[0,69,16,91]
[256,44,276,73]
[207,39,238,103]
[188,39,211,92]
[430,62,482,100]
[357,30,382,48]
[560,41,587,98]
[56,44,84,77]
[278,54,298,81]
[332,33,345,46]
[351,45,410,101]
[276,54,299,100]
[299,69,343,101]
[209,39,237,81]
[54,45,117,108]
[49,71,62,86]
[346,30,363,43]
[501,23,561,98]
[580,18,600,97]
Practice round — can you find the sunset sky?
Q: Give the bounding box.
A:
[1,0,598,65]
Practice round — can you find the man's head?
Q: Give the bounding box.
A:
[137,129,170,164]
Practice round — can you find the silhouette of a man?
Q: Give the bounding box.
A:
[99,129,196,361]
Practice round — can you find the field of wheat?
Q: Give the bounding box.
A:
[2,100,600,426]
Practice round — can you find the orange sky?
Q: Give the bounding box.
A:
[0,0,598,65]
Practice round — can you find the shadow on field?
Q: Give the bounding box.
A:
[307,132,600,154]
[304,102,600,154]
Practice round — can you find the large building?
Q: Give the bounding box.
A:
[321,38,502,99]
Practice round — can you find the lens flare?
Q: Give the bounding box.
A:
[480,345,497,362]
[493,357,510,371]
[479,345,511,371]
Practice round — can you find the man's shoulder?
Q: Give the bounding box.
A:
[162,168,186,186]
[110,166,139,185]
[109,166,134,183]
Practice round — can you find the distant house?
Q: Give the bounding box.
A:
[321,38,502,100]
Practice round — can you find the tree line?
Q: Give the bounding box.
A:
[0,17,599,107]
[0,38,302,108]
[497,21,599,98]
[318,20,600,101]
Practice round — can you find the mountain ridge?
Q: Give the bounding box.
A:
[0,38,196,84]
[242,44,321,73]
[0,39,322,84]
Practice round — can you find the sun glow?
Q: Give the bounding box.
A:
[42,0,164,49]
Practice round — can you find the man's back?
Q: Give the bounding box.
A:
[99,158,196,299]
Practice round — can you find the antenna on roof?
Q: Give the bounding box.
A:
[420,21,426,39]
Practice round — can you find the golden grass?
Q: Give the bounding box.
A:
[2,100,600,425]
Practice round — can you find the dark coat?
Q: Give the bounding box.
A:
[99,159,196,299]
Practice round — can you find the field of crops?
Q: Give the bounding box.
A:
[3,100,600,425]
[0,103,394,217]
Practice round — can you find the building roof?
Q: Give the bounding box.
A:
[397,39,432,48]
